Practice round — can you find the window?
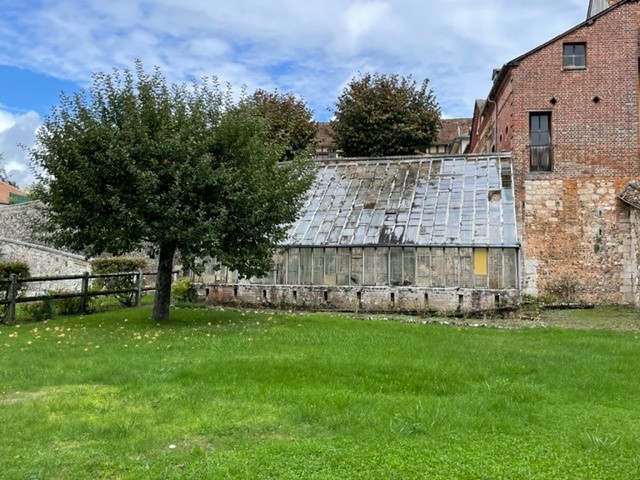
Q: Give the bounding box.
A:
[563,43,586,69]
[529,113,552,172]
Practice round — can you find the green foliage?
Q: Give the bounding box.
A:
[544,272,581,303]
[91,257,148,306]
[0,260,30,321]
[30,61,315,321]
[331,72,441,157]
[0,260,30,280]
[241,89,317,162]
[49,290,88,315]
[8,192,28,204]
[171,277,197,303]
[91,257,148,274]
[22,298,56,321]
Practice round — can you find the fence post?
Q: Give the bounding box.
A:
[6,274,17,324]
[80,271,90,314]
[135,270,142,307]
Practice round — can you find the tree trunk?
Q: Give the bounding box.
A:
[152,243,176,321]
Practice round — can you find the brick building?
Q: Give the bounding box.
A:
[0,180,27,205]
[468,0,640,303]
[314,119,471,159]
[427,118,471,155]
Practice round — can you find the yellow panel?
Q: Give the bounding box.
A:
[473,248,488,275]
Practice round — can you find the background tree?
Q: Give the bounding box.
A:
[242,89,317,161]
[331,73,441,157]
[30,62,315,321]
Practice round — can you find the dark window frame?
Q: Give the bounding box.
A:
[529,112,553,172]
[563,42,586,70]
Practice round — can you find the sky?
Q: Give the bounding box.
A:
[0,0,589,188]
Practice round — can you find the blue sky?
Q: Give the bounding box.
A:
[0,0,588,187]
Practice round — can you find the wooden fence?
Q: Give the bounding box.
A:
[0,271,177,324]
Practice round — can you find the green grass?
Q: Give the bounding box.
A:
[1,306,639,479]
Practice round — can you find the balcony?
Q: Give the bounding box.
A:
[529,145,553,172]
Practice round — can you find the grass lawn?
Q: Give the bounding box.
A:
[1,306,639,479]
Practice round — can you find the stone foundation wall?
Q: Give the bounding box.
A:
[199,284,519,315]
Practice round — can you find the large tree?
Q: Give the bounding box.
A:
[331,73,441,157]
[241,89,317,161]
[30,62,315,321]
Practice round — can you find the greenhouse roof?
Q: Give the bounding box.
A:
[285,154,518,248]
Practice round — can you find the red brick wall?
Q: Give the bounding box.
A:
[0,181,26,204]
[474,1,640,302]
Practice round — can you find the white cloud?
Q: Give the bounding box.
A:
[342,2,392,53]
[0,0,591,186]
[0,109,19,132]
[0,110,40,188]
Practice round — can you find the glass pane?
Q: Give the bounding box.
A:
[503,249,517,288]
[389,248,403,286]
[416,248,430,287]
[531,115,540,131]
[287,250,299,284]
[531,132,541,146]
[324,248,336,285]
[459,248,473,288]
[488,249,501,289]
[312,249,324,285]
[539,114,548,131]
[351,248,363,285]
[376,248,389,286]
[403,249,416,286]
[431,248,445,287]
[363,248,376,285]
[300,248,312,285]
[445,248,459,287]
[337,249,350,285]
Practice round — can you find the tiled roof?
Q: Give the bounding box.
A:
[618,180,640,209]
[315,122,334,149]
[317,119,472,150]
[286,154,517,247]
[435,118,471,145]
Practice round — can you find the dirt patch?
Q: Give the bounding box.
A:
[0,390,48,405]
[362,305,640,332]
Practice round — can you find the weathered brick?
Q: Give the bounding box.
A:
[469,1,640,304]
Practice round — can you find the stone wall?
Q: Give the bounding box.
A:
[0,202,92,294]
[200,283,518,315]
[0,202,44,244]
[0,238,90,295]
[522,178,639,303]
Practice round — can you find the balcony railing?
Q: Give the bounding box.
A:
[529,145,553,172]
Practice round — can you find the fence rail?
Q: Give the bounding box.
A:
[0,270,178,323]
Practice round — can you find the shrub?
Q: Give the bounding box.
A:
[91,257,148,306]
[0,260,30,322]
[49,290,89,315]
[23,299,56,321]
[0,260,30,281]
[171,277,197,303]
[544,272,581,303]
